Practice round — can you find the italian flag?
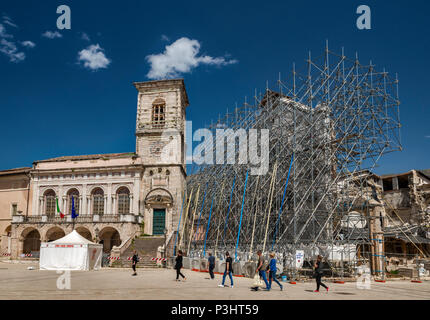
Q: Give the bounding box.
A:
[56,198,65,218]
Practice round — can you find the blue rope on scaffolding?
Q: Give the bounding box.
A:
[173,191,186,256]
[193,182,208,243]
[235,169,249,262]
[222,176,236,245]
[203,194,215,257]
[271,153,294,250]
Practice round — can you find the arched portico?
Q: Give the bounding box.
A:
[22,228,41,254]
[99,227,122,253]
[45,226,65,242]
[75,226,93,241]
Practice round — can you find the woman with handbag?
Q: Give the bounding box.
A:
[314,255,329,292]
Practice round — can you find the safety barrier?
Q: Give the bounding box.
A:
[243,262,256,278]
[108,257,120,261]
[374,279,386,283]
[111,256,167,262]
[232,261,243,275]
[200,259,208,271]
[1,253,11,257]
[217,261,226,273]
[182,257,191,269]
[191,258,200,271]
[151,258,166,262]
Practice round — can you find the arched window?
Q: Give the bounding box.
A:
[92,188,104,215]
[117,187,130,215]
[67,189,80,215]
[152,99,165,128]
[44,190,56,217]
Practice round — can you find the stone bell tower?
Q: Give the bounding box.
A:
[134,79,188,240]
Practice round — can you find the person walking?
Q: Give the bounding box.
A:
[314,255,329,292]
[175,250,187,281]
[218,252,234,288]
[256,250,270,290]
[208,252,215,280]
[268,252,283,291]
[131,250,139,276]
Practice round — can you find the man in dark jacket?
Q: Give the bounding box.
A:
[208,252,215,280]
[132,250,139,276]
[175,250,186,281]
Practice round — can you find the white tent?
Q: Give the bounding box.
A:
[39,230,103,271]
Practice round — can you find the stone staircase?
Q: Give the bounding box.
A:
[114,236,165,268]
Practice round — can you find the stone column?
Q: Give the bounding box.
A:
[133,174,140,216]
[32,179,39,216]
[63,196,67,214]
[107,183,112,214]
[39,196,44,216]
[88,196,91,215]
[16,236,24,257]
[79,196,83,216]
[58,185,63,217]
[129,194,133,214]
[103,195,107,215]
[113,194,117,215]
[369,202,386,278]
[82,184,87,215]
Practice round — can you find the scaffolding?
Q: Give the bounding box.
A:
[178,44,402,280]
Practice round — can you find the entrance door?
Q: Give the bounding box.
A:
[153,209,166,235]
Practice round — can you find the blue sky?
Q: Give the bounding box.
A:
[0,0,428,175]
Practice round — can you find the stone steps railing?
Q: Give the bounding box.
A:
[12,214,143,224]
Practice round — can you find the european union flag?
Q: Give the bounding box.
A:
[71,196,79,219]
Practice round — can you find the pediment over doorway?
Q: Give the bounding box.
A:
[144,188,173,207]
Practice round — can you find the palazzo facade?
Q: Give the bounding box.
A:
[0,79,188,258]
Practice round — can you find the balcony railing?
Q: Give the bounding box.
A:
[12,213,142,224]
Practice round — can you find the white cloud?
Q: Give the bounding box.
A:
[81,32,90,42]
[0,16,31,63]
[426,136,430,139]
[42,31,63,39]
[0,38,25,62]
[161,34,170,42]
[2,16,17,28]
[77,44,111,71]
[146,37,238,79]
[21,40,36,48]
[0,23,13,38]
